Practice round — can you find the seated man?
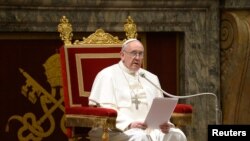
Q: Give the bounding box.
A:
[88,39,187,141]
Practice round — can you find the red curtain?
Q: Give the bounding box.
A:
[146,32,178,95]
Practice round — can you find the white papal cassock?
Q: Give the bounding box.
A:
[88,61,187,141]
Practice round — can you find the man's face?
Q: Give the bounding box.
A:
[121,41,144,72]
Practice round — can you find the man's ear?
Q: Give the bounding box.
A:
[120,51,125,58]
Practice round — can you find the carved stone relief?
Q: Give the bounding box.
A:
[221,11,250,124]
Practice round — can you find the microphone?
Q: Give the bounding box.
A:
[139,72,221,124]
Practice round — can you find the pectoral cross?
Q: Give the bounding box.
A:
[132,95,141,110]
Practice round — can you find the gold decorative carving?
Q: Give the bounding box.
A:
[58,16,139,45]
[170,113,192,128]
[58,16,73,45]
[124,16,138,39]
[74,28,124,45]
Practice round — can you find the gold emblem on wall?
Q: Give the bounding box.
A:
[5,53,66,140]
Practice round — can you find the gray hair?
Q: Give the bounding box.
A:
[121,38,139,51]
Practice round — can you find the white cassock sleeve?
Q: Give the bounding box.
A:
[88,67,117,107]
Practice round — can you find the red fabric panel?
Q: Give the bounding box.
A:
[174,104,193,113]
[60,46,121,108]
[81,58,120,92]
[66,47,121,106]
[65,106,117,117]
[59,46,70,109]
[66,128,73,138]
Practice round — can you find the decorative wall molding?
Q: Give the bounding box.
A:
[0,0,218,32]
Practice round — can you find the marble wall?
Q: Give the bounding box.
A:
[0,0,222,141]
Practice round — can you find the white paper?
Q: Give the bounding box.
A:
[144,97,178,129]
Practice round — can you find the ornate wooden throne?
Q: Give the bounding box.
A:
[58,16,192,141]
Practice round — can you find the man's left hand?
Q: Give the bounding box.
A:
[159,122,175,133]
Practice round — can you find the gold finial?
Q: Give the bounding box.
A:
[74,28,124,45]
[57,16,73,45]
[124,16,138,39]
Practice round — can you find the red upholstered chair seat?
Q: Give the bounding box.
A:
[171,104,192,127]
[65,107,117,117]
[174,104,193,113]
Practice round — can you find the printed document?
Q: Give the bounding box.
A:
[144,97,178,129]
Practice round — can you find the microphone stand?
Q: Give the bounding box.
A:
[139,72,221,124]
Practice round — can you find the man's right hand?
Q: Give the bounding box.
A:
[129,121,147,130]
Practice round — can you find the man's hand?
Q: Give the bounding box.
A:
[159,122,175,133]
[129,121,147,130]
